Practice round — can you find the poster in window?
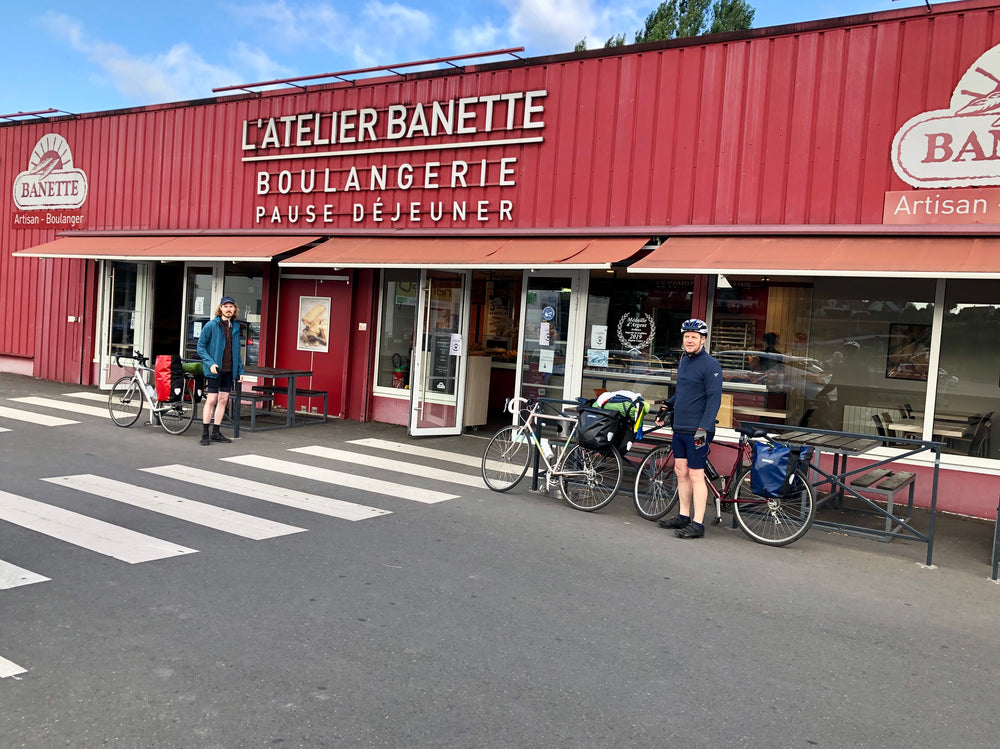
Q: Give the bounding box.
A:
[298,296,331,353]
[885,323,931,381]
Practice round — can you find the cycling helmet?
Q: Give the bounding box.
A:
[680,318,709,336]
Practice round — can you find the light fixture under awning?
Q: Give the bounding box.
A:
[13,235,321,261]
[280,236,649,269]
[629,236,1000,278]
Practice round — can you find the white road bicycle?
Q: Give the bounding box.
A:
[107,352,198,435]
[481,396,624,511]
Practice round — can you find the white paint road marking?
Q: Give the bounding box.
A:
[141,464,391,521]
[292,445,482,488]
[0,405,79,426]
[0,655,27,678]
[0,490,196,564]
[221,454,459,504]
[42,475,305,540]
[64,391,109,403]
[346,438,483,468]
[0,560,50,590]
[10,396,111,419]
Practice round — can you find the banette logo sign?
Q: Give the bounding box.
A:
[11,133,88,229]
[892,43,1000,188]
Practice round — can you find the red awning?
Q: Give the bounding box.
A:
[13,235,321,261]
[280,236,649,269]
[628,236,1000,277]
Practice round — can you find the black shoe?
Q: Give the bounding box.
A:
[675,522,705,539]
[210,431,232,443]
[657,514,690,530]
[199,433,211,446]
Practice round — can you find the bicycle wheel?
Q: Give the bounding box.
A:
[560,444,623,512]
[108,377,143,427]
[633,445,679,520]
[482,425,532,492]
[158,383,196,435]
[732,468,816,546]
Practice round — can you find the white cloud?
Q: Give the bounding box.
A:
[39,11,262,104]
[451,21,503,55]
[229,42,296,83]
[498,0,649,52]
[503,0,596,51]
[362,1,433,40]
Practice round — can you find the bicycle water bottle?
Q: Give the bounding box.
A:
[144,381,157,401]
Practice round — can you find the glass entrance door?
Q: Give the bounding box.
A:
[517,271,588,404]
[98,261,151,387]
[409,270,471,436]
[182,265,223,361]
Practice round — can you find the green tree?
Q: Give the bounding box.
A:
[709,0,756,34]
[616,0,755,47]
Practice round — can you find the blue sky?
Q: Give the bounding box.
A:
[1,1,927,116]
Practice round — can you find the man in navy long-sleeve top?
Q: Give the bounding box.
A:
[656,318,723,538]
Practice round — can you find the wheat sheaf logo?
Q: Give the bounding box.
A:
[892,43,1000,188]
[13,133,88,210]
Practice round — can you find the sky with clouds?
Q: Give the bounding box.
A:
[1,1,927,116]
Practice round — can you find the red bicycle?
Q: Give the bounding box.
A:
[632,424,816,546]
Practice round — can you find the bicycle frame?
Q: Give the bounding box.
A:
[702,436,754,525]
[511,398,585,486]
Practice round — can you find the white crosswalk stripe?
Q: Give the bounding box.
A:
[0,427,10,433]
[140,464,391,521]
[346,438,484,468]
[0,404,79,426]
[0,490,197,564]
[42,475,306,540]
[222,454,459,504]
[0,654,27,678]
[10,396,111,419]
[65,391,109,402]
[0,559,50,590]
[292,445,482,488]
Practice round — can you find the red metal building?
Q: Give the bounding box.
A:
[3,0,1000,517]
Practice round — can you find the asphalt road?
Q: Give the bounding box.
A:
[1,373,999,748]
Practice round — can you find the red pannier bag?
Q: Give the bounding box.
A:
[154,355,173,401]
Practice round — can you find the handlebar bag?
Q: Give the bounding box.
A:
[750,442,812,498]
[577,406,631,452]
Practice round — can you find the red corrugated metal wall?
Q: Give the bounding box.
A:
[2,1,998,379]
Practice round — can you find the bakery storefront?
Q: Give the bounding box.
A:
[4,0,1000,517]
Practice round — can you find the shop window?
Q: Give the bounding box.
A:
[376,269,419,390]
[936,281,1000,459]
[806,278,936,436]
[581,275,694,402]
[468,271,520,363]
[712,277,937,435]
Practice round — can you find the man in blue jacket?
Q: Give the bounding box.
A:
[656,318,723,538]
[196,295,244,446]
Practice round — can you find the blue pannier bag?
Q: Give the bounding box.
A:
[750,442,812,498]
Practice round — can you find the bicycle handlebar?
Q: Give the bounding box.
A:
[114,351,150,368]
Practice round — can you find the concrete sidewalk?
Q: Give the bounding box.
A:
[2,370,999,588]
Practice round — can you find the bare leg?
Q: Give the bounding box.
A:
[674,461,708,524]
[214,392,230,425]
[202,392,218,425]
